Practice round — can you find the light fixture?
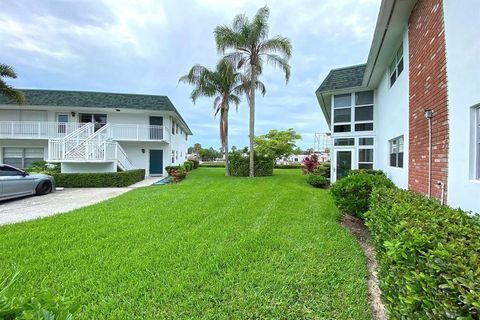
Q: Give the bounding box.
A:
[71,112,76,117]
[141,148,145,154]
[115,108,120,112]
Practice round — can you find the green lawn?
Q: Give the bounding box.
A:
[0,168,371,319]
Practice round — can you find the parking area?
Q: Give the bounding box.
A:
[0,188,129,226]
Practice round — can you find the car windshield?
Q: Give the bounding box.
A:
[0,166,23,177]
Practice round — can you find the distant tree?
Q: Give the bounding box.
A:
[200,147,221,161]
[242,146,249,154]
[215,6,292,177]
[179,60,245,176]
[231,145,237,152]
[0,64,24,104]
[254,128,301,161]
[193,143,202,156]
[304,148,314,154]
[187,146,194,154]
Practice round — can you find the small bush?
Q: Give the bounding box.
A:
[183,161,193,171]
[25,160,60,175]
[313,163,330,179]
[330,171,394,218]
[365,187,480,319]
[165,165,187,183]
[228,152,273,177]
[189,159,200,169]
[302,154,318,174]
[306,174,329,188]
[52,169,145,188]
[348,169,385,177]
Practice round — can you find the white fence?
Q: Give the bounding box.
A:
[0,121,83,139]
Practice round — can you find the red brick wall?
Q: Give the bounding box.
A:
[408,0,449,201]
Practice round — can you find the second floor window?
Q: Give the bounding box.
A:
[475,107,480,180]
[389,44,404,87]
[389,136,404,168]
[333,91,373,133]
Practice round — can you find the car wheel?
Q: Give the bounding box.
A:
[36,181,52,195]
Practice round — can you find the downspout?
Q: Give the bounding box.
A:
[424,110,433,198]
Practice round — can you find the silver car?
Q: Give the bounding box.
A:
[0,164,55,201]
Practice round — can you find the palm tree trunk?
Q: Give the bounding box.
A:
[249,66,256,178]
[224,108,230,176]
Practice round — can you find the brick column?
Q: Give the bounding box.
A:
[408,0,449,202]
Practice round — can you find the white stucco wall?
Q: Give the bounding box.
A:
[61,162,116,173]
[119,141,170,176]
[444,0,480,213]
[373,27,410,188]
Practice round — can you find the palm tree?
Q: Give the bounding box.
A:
[214,6,292,177]
[180,60,263,176]
[0,64,25,104]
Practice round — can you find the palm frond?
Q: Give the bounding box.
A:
[0,79,25,104]
[263,53,291,83]
[260,36,292,59]
[0,64,17,78]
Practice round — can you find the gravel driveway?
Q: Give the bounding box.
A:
[0,188,129,226]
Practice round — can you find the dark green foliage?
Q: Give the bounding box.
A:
[52,169,145,188]
[306,174,329,188]
[190,159,200,169]
[330,172,394,218]
[348,169,386,177]
[0,273,80,319]
[228,152,273,177]
[274,164,303,169]
[199,161,225,168]
[183,161,194,171]
[365,187,480,319]
[313,163,331,179]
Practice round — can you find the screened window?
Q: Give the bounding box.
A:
[80,113,107,131]
[389,44,404,87]
[334,138,355,146]
[354,91,373,132]
[3,147,44,169]
[333,93,352,133]
[358,148,374,169]
[389,136,404,168]
[359,137,374,146]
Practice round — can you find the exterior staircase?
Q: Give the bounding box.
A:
[47,123,134,171]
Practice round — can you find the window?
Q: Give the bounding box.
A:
[80,113,107,131]
[358,148,374,169]
[172,119,175,135]
[389,44,404,87]
[334,138,355,146]
[3,148,44,169]
[389,136,404,168]
[333,91,373,133]
[354,91,373,132]
[0,165,23,177]
[359,137,374,146]
[171,150,175,163]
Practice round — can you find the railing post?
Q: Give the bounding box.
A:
[136,125,139,140]
[104,141,107,161]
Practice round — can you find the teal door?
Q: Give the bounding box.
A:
[149,150,163,175]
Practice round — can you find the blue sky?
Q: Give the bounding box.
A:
[0,0,380,150]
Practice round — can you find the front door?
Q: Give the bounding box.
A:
[334,150,352,182]
[149,150,163,175]
[149,117,163,140]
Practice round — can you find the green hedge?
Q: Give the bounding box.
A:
[274,164,302,169]
[199,161,225,168]
[306,174,328,188]
[52,169,145,187]
[365,187,480,319]
[228,152,273,177]
[330,171,394,218]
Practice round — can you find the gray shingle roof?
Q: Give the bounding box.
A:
[316,64,366,93]
[0,89,192,134]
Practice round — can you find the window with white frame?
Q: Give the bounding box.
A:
[333,91,374,133]
[358,137,374,169]
[3,147,44,169]
[171,150,175,163]
[389,44,404,87]
[389,136,404,168]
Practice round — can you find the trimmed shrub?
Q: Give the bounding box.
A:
[189,159,200,169]
[302,154,318,174]
[52,169,145,188]
[306,174,329,188]
[348,169,385,177]
[183,161,193,171]
[165,165,187,183]
[313,163,331,179]
[25,160,60,175]
[228,152,273,177]
[330,172,394,218]
[365,187,480,319]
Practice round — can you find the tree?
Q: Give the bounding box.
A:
[254,128,301,161]
[199,147,221,162]
[215,6,292,177]
[0,64,24,104]
[179,60,244,176]
[193,143,202,157]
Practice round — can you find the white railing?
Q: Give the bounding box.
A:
[0,121,83,139]
[109,124,169,141]
[0,121,171,142]
[115,143,134,171]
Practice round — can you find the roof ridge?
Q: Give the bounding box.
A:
[329,63,367,72]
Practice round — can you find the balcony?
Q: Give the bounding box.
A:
[0,121,171,142]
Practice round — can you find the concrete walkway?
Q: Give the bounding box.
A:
[0,176,163,226]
